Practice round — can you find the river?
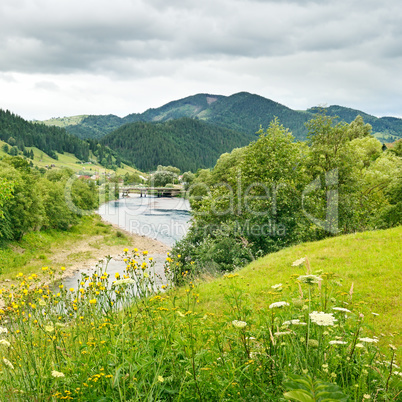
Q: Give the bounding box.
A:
[61,194,191,290]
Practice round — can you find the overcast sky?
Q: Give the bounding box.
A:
[0,0,401,121]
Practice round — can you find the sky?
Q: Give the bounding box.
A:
[0,0,401,121]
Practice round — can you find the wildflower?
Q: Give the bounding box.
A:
[332,307,351,313]
[143,250,148,256]
[389,344,397,351]
[45,325,55,332]
[292,257,306,266]
[3,358,14,369]
[355,343,364,348]
[308,339,319,348]
[269,301,289,309]
[123,248,128,252]
[158,375,164,382]
[0,326,7,334]
[358,337,378,343]
[329,340,347,345]
[297,275,322,284]
[309,311,337,326]
[69,288,75,292]
[176,311,185,317]
[282,319,306,326]
[232,320,247,328]
[51,370,65,378]
[0,339,11,347]
[271,283,282,289]
[61,267,66,271]
[274,331,292,336]
[89,299,97,305]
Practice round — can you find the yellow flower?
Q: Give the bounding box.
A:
[158,376,164,382]
[123,248,129,252]
[70,288,75,292]
[115,272,120,279]
[89,299,97,305]
[61,267,66,271]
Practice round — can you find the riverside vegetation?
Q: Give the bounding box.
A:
[0,232,401,400]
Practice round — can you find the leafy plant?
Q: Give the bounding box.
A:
[283,374,348,401]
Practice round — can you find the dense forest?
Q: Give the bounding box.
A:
[0,109,130,170]
[0,109,90,161]
[100,117,255,172]
[171,114,402,280]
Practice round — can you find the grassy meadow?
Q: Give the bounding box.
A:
[0,139,142,177]
[0,226,401,400]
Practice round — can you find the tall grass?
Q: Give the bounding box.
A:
[0,247,400,401]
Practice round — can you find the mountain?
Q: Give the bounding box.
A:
[100,117,254,172]
[307,105,402,142]
[41,92,402,143]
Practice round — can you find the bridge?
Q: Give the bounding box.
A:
[120,186,184,198]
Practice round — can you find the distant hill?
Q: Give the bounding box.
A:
[0,109,133,171]
[100,117,254,172]
[41,92,402,143]
[308,105,402,142]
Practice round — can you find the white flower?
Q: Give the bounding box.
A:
[309,311,337,326]
[332,307,351,313]
[329,340,347,345]
[274,331,292,336]
[297,275,322,284]
[0,339,10,347]
[269,301,289,309]
[358,337,379,343]
[51,370,65,378]
[292,257,306,266]
[282,319,307,326]
[113,278,136,286]
[355,343,364,348]
[0,326,7,334]
[3,358,14,369]
[232,320,247,328]
[44,325,54,333]
[271,283,283,289]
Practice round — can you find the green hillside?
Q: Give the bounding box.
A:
[195,225,402,347]
[100,117,255,171]
[0,109,138,172]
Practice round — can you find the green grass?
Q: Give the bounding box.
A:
[194,226,402,347]
[1,141,144,177]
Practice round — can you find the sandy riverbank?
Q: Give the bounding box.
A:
[58,217,170,280]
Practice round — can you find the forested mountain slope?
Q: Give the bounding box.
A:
[100,117,254,172]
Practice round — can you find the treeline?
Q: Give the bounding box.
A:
[0,109,90,161]
[0,157,99,242]
[172,114,402,278]
[0,109,134,171]
[101,117,254,172]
